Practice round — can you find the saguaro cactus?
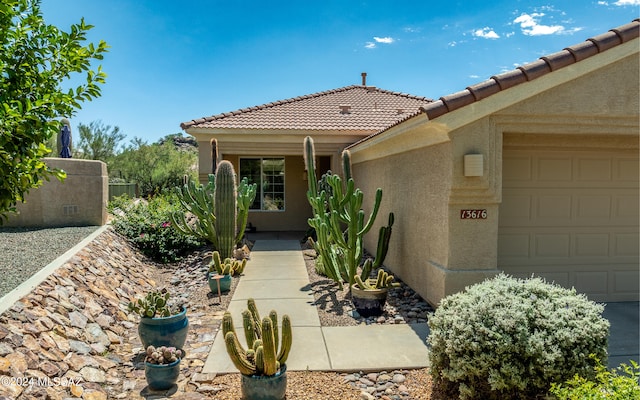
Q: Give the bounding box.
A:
[303,136,393,289]
[172,152,256,257]
[223,299,292,376]
[214,160,237,259]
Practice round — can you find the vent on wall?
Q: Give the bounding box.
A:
[63,205,79,216]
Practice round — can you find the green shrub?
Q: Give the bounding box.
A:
[109,191,203,263]
[428,274,609,400]
[550,357,640,400]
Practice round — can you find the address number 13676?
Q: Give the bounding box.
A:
[460,209,487,219]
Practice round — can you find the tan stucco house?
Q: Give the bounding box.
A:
[182,20,639,306]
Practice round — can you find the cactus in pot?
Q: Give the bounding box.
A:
[209,250,246,277]
[354,267,401,290]
[223,298,292,377]
[127,288,189,350]
[145,345,183,365]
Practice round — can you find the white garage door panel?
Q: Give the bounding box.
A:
[499,149,639,302]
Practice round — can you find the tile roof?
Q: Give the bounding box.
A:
[182,20,638,138]
[180,86,433,132]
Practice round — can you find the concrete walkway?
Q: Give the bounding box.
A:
[203,240,430,374]
[203,239,639,373]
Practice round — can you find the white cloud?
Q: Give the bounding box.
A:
[365,36,395,49]
[614,0,640,5]
[598,1,609,4]
[373,36,395,44]
[472,27,500,39]
[513,13,566,35]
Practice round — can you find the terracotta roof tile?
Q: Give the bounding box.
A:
[588,30,623,52]
[564,41,599,62]
[181,85,433,131]
[421,101,448,120]
[491,69,528,90]
[517,59,552,81]
[541,49,576,71]
[467,80,501,101]
[440,90,476,112]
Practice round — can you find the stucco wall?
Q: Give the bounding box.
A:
[5,158,108,227]
[354,142,453,305]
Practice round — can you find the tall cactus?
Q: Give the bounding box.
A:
[211,138,218,174]
[304,136,393,289]
[236,177,257,246]
[172,150,256,257]
[214,160,237,259]
[223,299,292,376]
[171,174,218,246]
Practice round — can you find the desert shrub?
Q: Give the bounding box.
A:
[428,274,609,400]
[550,357,640,400]
[109,192,203,263]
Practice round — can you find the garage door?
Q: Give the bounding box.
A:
[498,148,639,302]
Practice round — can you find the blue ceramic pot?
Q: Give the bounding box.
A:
[145,359,180,390]
[138,307,189,349]
[208,273,232,293]
[241,364,287,400]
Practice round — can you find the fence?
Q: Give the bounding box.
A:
[108,183,138,201]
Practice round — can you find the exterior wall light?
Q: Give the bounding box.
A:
[464,154,484,177]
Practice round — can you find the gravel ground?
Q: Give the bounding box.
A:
[0,225,101,297]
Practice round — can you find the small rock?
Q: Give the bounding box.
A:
[360,392,375,400]
[68,310,88,329]
[68,340,92,354]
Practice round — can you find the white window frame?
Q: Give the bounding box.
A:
[239,157,286,212]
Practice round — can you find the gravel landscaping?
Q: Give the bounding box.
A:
[0,226,101,298]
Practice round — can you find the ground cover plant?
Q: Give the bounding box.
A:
[550,357,640,400]
[428,273,609,400]
[109,192,203,263]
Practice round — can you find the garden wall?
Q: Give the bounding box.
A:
[4,158,108,227]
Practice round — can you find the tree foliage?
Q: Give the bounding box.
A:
[0,0,108,222]
[111,136,198,197]
[75,120,125,162]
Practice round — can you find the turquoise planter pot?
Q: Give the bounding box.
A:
[241,364,287,400]
[208,273,232,293]
[145,359,180,390]
[138,307,189,349]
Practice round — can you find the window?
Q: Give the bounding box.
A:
[239,158,285,211]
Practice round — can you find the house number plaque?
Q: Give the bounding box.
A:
[460,209,487,219]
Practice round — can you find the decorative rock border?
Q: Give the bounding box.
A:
[0,227,221,399]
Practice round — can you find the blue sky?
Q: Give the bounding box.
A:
[40,0,639,144]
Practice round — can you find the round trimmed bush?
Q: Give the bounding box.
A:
[428,274,609,400]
